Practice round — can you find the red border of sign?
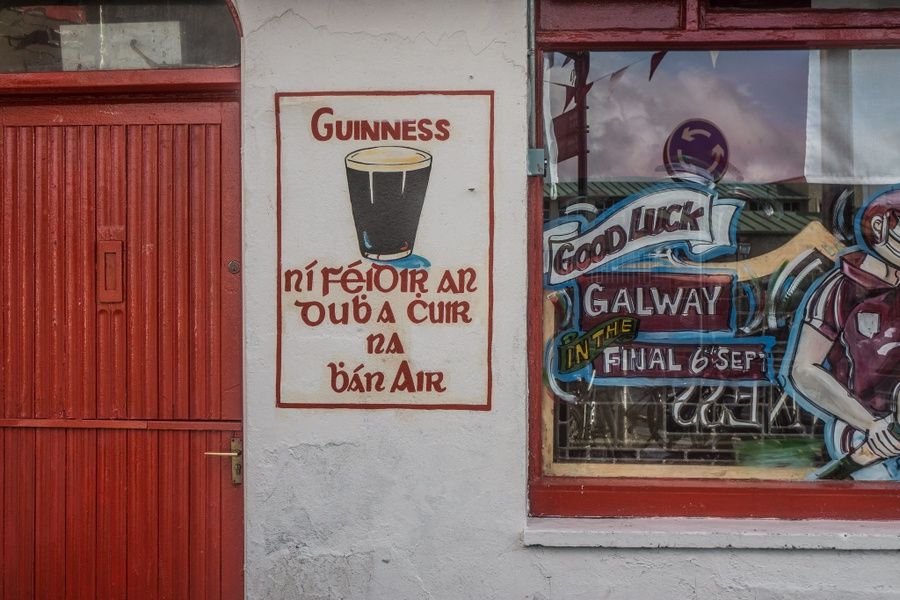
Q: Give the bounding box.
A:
[274,90,494,411]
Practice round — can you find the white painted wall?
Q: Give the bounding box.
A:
[235,1,900,598]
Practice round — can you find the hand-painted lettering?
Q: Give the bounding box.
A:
[310,106,452,142]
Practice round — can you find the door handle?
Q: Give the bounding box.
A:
[204,438,242,485]
[97,240,124,303]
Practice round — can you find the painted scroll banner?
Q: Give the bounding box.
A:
[276,91,493,408]
[588,339,773,386]
[543,184,742,286]
[576,271,736,333]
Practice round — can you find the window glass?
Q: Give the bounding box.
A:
[0,2,239,72]
[542,49,900,481]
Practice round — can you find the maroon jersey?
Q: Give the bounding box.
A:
[804,252,900,418]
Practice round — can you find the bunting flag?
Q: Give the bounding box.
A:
[563,83,576,111]
[548,53,655,113]
[710,50,720,68]
[552,109,581,163]
[608,66,627,97]
[648,50,668,81]
[560,81,594,112]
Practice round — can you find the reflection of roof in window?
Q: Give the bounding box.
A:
[738,210,817,235]
[546,180,806,202]
[545,180,817,234]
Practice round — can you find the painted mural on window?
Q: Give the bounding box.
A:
[542,49,900,480]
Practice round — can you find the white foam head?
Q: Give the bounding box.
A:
[345,146,432,173]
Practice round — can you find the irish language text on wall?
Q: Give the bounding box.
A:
[276,91,494,409]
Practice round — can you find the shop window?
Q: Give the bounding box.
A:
[0,1,239,72]
[533,37,900,518]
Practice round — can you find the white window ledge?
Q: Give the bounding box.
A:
[524,517,900,550]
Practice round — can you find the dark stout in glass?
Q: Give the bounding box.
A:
[345,146,432,260]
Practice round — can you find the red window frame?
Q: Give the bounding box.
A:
[528,0,900,520]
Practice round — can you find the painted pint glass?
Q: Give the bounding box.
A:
[345,146,432,261]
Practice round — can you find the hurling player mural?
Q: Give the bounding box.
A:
[782,189,900,481]
[542,118,900,481]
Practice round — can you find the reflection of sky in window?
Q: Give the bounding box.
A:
[547,51,810,184]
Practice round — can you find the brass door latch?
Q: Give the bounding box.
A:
[204,438,243,485]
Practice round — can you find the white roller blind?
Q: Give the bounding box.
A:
[805,49,900,184]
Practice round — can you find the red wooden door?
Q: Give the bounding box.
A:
[0,100,243,599]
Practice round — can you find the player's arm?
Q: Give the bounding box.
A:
[792,323,900,473]
[789,323,878,432]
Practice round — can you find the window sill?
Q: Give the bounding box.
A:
[524,517,900,550]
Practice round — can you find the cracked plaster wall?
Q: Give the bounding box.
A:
[234,1,900,598]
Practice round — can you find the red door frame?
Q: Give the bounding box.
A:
[529,0,900,520]
[0,3,246,597]
[0,67,240,97]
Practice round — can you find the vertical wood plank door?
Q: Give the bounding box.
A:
[0,100,243,600]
